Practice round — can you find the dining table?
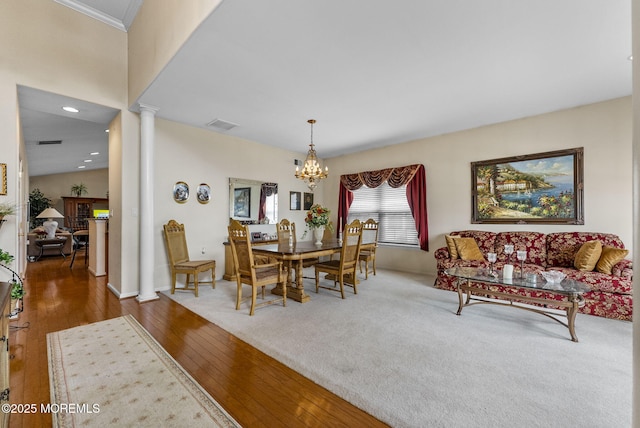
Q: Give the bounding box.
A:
[252,239,349,303]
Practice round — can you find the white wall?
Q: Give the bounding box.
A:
[152,118,324,289]
[324,97,632,277]
[0,0,137,291]
[29,169,109,214]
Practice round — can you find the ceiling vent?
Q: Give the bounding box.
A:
[38,140,62,145]
[206,118,238,132]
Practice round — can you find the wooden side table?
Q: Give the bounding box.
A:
[35,237,68,261]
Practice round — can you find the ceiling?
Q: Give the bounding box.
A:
[19,86,118,177]
[21,0,631,176]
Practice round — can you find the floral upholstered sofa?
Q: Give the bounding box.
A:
[434,230,633,321]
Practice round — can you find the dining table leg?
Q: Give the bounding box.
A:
[271,259,310,303]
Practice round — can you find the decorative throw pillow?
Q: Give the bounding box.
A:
[445,235,458,259]
[574,240,603,271]
[595,246,629,274]
[454,237,485,261]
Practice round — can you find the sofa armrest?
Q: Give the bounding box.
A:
[434,247,450,261]
[612,259,633,279]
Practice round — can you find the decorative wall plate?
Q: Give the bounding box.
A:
[173,181,189,203]
[197,183,211,204]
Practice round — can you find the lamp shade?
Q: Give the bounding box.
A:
[36,208,64,219]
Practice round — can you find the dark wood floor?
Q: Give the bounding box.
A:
[9,256,388,427]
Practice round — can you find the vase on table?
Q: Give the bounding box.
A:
[313,226,325,245]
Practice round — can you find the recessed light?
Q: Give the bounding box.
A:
[105,129,109,133]
[90,152,99,155]
[84,159,92,163]
[62,106,79,113]
[77,165,86,169]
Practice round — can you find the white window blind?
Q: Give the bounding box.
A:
[347,182,418,247]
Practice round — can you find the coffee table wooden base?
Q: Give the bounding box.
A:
[455,278,585,342]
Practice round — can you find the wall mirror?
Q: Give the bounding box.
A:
[229,178,278,224]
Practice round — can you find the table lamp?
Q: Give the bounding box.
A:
[37,208,64,239]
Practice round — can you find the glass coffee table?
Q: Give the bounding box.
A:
[445,267,590,342]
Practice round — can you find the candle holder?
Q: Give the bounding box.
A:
[503,244,514,279]
[487,252,497,275]
[516,250,527,278]
[504,244,514,264]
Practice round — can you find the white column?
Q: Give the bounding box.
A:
[88,219,107,277]
[137,104,160,302]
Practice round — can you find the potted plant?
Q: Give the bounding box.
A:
[0,202,16,222]
[29,188,52,228]
[0,249,24,318]
[10,279,24,317]
[71,183,88,197]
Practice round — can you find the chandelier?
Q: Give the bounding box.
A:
[295,119,328,191]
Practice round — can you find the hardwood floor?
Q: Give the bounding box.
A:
[9,256,388,427]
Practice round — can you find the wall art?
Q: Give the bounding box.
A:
[471,147,584,224]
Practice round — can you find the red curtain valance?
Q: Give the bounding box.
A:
[338,164,428,251]
[340,164,421,190]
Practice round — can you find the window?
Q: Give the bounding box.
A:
[347,182,418,247]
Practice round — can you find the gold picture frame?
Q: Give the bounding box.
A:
[0,164,6,195]
[471,147,584,224]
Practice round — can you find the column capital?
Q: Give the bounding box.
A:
[138,103,159,114]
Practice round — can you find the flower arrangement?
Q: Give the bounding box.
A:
[304,204,332,230]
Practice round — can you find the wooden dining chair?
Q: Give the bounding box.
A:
[228,220,286,315]
[277,219,296,245]
[163,220,216,297]
[359,218,379,279]
[314,219,362,299]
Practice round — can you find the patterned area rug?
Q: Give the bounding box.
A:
[47,315,240,428]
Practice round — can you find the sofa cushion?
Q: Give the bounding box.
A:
[453,238,485,261]
[546,232,625,268]
[445,235,459,259]
[448,231,496,258]
[494,231,547,266]
[596,247,629,275]
[574,240,602,271]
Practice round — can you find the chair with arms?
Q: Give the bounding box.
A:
[68,217,89,268]
[163,220,216,297]
[228,220,286,315]
[314,219,362,299]
[359,218,379,279]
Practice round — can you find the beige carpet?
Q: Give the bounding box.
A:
[166,269,632,428]
[47,315,240,428]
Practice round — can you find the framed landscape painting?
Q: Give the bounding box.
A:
[471,147,584,224]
